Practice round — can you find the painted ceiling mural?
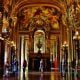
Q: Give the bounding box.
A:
[3,0,80,32]
[19,6,60,30]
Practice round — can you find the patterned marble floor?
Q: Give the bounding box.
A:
[0,71,80,80]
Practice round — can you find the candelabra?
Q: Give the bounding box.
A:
[73,31,80,77]
[73,31,80,59]
[62,41,68,72]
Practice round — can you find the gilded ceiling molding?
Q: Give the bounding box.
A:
[17,4,61,14]
[10,0,65,17]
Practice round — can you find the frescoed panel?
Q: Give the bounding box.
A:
[19,6,60,31]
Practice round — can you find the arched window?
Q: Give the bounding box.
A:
[34,30,45,53]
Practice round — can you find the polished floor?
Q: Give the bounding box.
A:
[0,69,80,80]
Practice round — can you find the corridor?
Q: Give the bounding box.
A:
[0,0,80,80]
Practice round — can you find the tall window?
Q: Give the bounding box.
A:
[34,30,45,53]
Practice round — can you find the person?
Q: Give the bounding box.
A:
[39,59,43,72]
[5,60,9,77]
[12,58,18,76]
[23,59,27,74]
[61,58,65,76]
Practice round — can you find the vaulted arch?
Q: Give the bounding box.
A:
[11,0,65,17]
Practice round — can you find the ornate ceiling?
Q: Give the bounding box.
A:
[3,0,64,16]
[3,0,80,30]
[3,0,65,31]
[19,6,60,30]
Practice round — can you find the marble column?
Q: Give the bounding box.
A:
[67,28,73,63]
[21,36,24,72]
